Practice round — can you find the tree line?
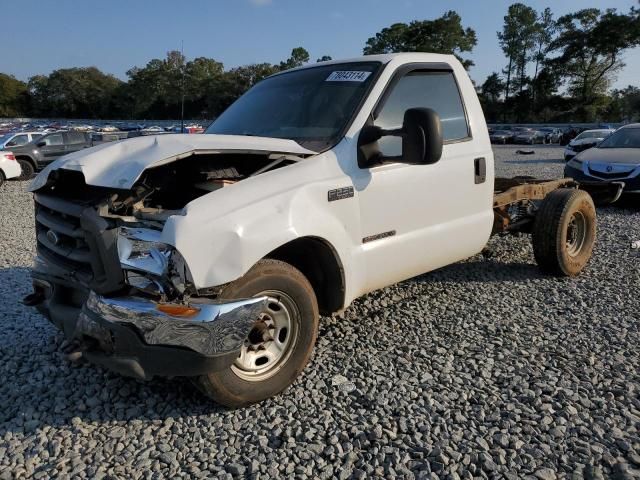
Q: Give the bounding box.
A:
[0,4,639,123]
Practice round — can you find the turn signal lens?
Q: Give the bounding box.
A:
[156,304,200,317]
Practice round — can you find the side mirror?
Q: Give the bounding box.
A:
[402,108,443,164]
[358,108,443,166]
[6,141,16,147]
[36,141,46,148]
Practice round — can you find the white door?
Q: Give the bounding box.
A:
[353,67,493,294]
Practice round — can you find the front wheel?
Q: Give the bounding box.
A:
[195,259,318,407]
[532,189,596,276]
[17,159,35,180]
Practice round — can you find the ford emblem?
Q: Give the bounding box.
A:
[46,230,61,246]
[606,165,613,172]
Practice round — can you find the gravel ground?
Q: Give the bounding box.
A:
[1,145,639,479]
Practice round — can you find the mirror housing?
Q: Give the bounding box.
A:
[358,108,443,166]
[402,108,443,164]
[36,141,46,148]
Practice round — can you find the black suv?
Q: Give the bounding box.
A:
[5,131,92,180]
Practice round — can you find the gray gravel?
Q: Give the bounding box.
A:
[1,145,640,479]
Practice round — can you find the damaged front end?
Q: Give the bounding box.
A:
[24,154,286,379]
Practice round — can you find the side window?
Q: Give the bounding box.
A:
[42,134,64,146]
[67,132,87,144]
[31,134,43,142]
[375,71,469,157]
[11,134,29,146]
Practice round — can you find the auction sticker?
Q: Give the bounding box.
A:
[326,71,372,82]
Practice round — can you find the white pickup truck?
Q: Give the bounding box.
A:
[25,53,609,407]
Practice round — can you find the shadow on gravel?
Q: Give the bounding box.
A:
[0,267,226,436]
[0,258,544,435]
[416,259,543,284]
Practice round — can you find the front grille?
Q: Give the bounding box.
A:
[35,194,94,280]
[587,167,634,180]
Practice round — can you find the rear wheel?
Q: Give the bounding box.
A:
[0,171,5,187]
[195,259,318,407]
[532,189,596,276]
[17,159,34,180]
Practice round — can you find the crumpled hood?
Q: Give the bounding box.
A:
[30,134,316,191]
[577,147,640,165]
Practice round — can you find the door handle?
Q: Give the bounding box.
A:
[474,157,486,184]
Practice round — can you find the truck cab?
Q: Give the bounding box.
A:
[25,54,596,406]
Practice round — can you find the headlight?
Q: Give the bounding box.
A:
[566,158,583,169]
[117,227,172,276]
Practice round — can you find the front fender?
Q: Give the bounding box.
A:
[161,177,358,302]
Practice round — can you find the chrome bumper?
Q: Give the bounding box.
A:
[80,292,266,357]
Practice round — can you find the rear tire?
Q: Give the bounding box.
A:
[532,189,596,276]
[17,159,35,180]
[0,171,5,187]
[195,259,319,407]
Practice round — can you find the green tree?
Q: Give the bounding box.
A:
[26,67,121,118]
[498,3,538,118]
[363,11,477,69]
[0,74,28,117]
[479,73,505,123]
[316,55,332,62]
[532,8,556,89]
[608,85,640,122]
[279,47,310,70]
[481,73,504,103]
[549,7,640,120]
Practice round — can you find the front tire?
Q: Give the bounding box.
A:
[195,259,318,407]
[532,189,596,276]
[17,159,35,180]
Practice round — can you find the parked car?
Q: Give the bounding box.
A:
[564,129,614,161]
[513,129,547,144]
[564,123,640,198]
[0,131,44,149]
[538,127,563,144]
[25,53,600,407]
[489,130,514,144]
[6,131,92,179]
[0,151,22,186]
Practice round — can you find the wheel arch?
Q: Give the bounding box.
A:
[266,236,346,316]
[15,154,36,168]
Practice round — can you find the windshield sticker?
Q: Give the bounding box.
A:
[326,71,372,82]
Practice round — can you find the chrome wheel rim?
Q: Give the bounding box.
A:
[231,291,298,382]
[566,211,587,256]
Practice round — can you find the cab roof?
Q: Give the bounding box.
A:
[273,53,460,76]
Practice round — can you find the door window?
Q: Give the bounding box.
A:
[41,134,64,146]
[66,132,87,144]
[9,134,29,146]
[375,71,469,157]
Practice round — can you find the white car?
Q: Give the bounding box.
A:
[0,151,22,186]
[564,129,614,161]
[0,131,45,150]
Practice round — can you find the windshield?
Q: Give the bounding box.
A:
[598,128,640,149]
[575,130,611,140]
[206,62,381,150]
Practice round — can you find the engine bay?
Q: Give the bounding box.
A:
[38,152,299,224]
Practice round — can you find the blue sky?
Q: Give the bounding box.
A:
[1,0,638,89]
